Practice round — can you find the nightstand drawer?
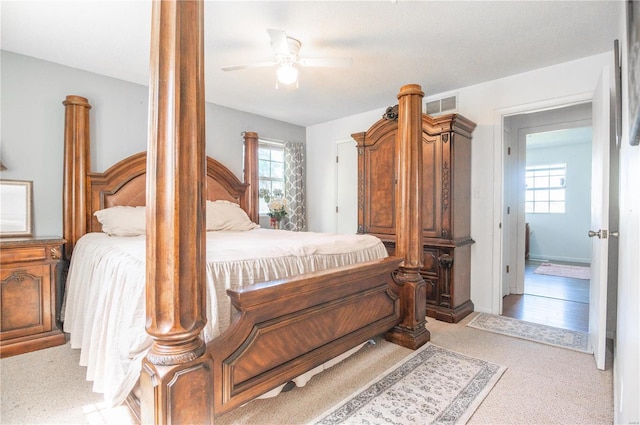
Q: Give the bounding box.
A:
[0,246,48,264]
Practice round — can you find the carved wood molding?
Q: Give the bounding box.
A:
[442,160,450,220]
[50,246,62,260]
[146,341,207,366]
[383,104,399,121]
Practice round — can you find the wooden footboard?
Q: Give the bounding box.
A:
[216,256,402,412]
[133,257,402,422]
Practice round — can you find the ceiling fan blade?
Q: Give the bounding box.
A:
[267,29,290,55]
[298,57,353,68]
[221,61,277,72]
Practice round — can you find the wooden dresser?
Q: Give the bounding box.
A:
[0,237,66,357]
[352,111,476,323]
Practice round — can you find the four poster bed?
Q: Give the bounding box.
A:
[61,2,430,423]
[61,117,403,409]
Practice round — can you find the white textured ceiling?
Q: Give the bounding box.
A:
[1,1,620,127]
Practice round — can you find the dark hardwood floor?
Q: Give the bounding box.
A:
[502,260,590,332]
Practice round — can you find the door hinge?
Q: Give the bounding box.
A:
[336,206,339,213]
[336,155,339,163]
[507,147,511,155]
[507,206,510,214]
[506,265,510,273]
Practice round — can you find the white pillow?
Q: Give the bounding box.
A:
[94,206,146,237]
[206,200,260,231]
[94,201,258,236]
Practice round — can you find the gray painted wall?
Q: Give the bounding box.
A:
[0,51,305,237]
[526,140,592,263]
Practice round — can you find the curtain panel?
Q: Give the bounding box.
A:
[283,141,306,231]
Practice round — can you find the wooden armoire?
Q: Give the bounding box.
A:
[352,108,476,323]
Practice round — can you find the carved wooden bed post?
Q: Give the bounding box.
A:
[385,84,430,349]
[243,131,260,223]
[139,1,213,424]
[62,95,91,261]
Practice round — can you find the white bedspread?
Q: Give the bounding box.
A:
[63,229,387,406]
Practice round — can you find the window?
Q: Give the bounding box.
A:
[525,163,566,214]
[258,141,285,215]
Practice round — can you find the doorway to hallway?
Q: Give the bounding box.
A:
[502,259,589,332]
[501,103,592,333]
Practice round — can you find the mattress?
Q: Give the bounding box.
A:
[63,228,388,406]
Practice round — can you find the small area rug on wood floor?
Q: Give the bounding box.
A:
[310,343,505,425]
[467,313,591,353]
[534,262,590,280]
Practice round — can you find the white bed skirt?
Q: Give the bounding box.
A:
[63,229,388,406]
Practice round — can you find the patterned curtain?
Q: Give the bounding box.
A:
[283,141,306,231]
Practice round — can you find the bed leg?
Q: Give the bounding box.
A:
[139,354,215,425]
[385,271,430,349]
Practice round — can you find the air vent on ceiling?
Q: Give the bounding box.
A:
[425,94,458,115]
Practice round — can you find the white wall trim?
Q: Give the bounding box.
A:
[335,137,358,234]
[491,92,593,315]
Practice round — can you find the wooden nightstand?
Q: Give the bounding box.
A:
[0,237,66,357]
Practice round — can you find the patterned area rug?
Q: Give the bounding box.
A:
[311,343,505,425]
[534,262,590,280]
[467,313,591,353]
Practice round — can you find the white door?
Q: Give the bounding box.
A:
[336,139,358,234]
[588,68,611,370]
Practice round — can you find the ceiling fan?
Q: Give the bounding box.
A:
[221,29,353,88]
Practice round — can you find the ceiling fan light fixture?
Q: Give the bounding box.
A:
[276,63,298,85]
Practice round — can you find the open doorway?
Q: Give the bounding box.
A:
[501,103,592,332]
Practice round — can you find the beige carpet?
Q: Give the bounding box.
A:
[0,313,613,424]
[534,262,591,280]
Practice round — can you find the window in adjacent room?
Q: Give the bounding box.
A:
[525,163,566,213]
[258,140,285,215]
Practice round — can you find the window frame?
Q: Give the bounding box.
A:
[525,163,567,214]
[257,140,286,215]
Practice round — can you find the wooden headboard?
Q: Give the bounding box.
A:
[62,95,255,259]
[85,152,250,234]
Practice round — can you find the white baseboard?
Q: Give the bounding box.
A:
[528,255,590,264]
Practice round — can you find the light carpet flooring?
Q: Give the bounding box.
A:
[1,313,613,424]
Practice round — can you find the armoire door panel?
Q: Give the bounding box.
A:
[364,132,396,235]
[421,134,440,237]
[451,133,473,239]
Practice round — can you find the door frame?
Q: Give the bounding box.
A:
[507,115,593,293]
[491,92,593,315]
[334,137,358,234]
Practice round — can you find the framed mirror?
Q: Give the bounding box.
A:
[0,179,33,237]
